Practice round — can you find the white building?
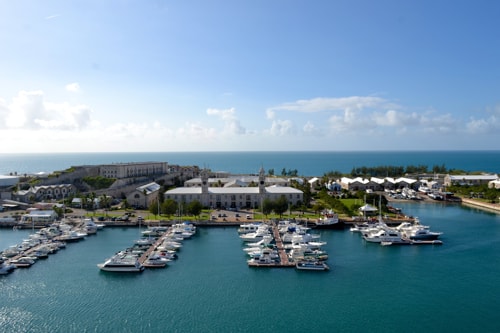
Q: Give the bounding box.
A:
[15,184,76,203]
[165,168,303,209]
[20,210,59,224]
[0,175,20,187]
[126,182,161,209]
[444,174,498,187]
[99,162,169,179]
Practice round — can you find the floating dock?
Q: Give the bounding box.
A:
[381,239,443,246]
[137,232,171,267]
[247,224,295,268]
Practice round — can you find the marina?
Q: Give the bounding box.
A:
[1,202,500,332]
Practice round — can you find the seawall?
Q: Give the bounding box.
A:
[461,198,500,214]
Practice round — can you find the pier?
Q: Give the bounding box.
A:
[137,232,170,267]
[247,224,295,268]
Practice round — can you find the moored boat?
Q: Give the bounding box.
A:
[295,260,329,271]
[0,260,16,275]
[97,253,144,272]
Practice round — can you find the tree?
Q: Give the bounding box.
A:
[187,200,203,219]
[312,202,326,216]
[161,199,178,218]
[262,198,274,217]
[100,194,110,217]
[149,201,159,216]
[273,195,289,218]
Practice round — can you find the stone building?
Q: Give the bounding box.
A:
[165,167,303,209]
[99,162,169,179]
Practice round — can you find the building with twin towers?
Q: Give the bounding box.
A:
[164,167,303,209]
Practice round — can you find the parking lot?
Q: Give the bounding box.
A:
[210,209,254,222]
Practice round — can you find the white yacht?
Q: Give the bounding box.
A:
[10,257,36,268]
[363,228,405,244]
[395,222,443,240]
[237,223,263,234]
[310,209,341,229]
[239,227,271,242]
[0,260,16,275]
[296,260,329,271]
[97,253,144,272]
[143,253,170,268]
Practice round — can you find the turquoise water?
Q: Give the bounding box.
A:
[2,202,500,332]
[1,150,499,176]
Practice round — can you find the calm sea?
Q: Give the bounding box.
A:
[0,150,499,176]
[1,202,500,332]
[1,152,500,332]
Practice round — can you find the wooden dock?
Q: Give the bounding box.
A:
[137,231,171,266]
[247,224,295,268]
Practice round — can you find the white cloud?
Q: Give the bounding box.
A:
[44,14,61,20]
[177,122,218,139]
[267,96,396,114]
[206,107,246,134]
[303,121,317,134]
[466,116,499,134]
[4,90,92,130]
[266,109,275,119]
[269,119,294,136]
[65,82,81,93]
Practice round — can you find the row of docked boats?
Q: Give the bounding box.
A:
[0,219,103,275]
[350,217,443,246]
[238,221,330,271]
[97,222,196,272]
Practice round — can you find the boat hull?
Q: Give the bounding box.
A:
[97,264,144,272]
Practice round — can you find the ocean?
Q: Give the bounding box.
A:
[1,202,500,332]
[0,150,499,176]
[1,152,500,332]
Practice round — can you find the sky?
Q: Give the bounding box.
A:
[0,0,499,153]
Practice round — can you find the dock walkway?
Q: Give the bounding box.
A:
[247,224,294,268]
[137,231,171,266]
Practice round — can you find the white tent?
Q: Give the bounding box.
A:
[359,204,378,216]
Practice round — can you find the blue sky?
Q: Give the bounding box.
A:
[1,0,499,153]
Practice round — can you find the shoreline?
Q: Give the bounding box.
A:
[460,198,500,213]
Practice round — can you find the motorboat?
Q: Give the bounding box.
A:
[310,209,342,229]
[237,223,262,234]
[134,238,156,246]
[296,260,329,271]
[10,257,36,268]
[350,222,372,233]
[395,222,442,240]
[97,253,144,272]
[239,228,271,242]
[247,255,276,266]
[58,230,87,242]
[245,235,273,247]
[83,218,102,234]
[247,248,279,260]
[363,228,405,244]
[143,253,170,268]
[0,260,16,275]
[405,228,442,240]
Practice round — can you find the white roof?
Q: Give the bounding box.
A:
[448,174,498,180]
[395,177,417,184]
[165,186,300,195]
[137,182,161,194]
[359,204,378,212]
